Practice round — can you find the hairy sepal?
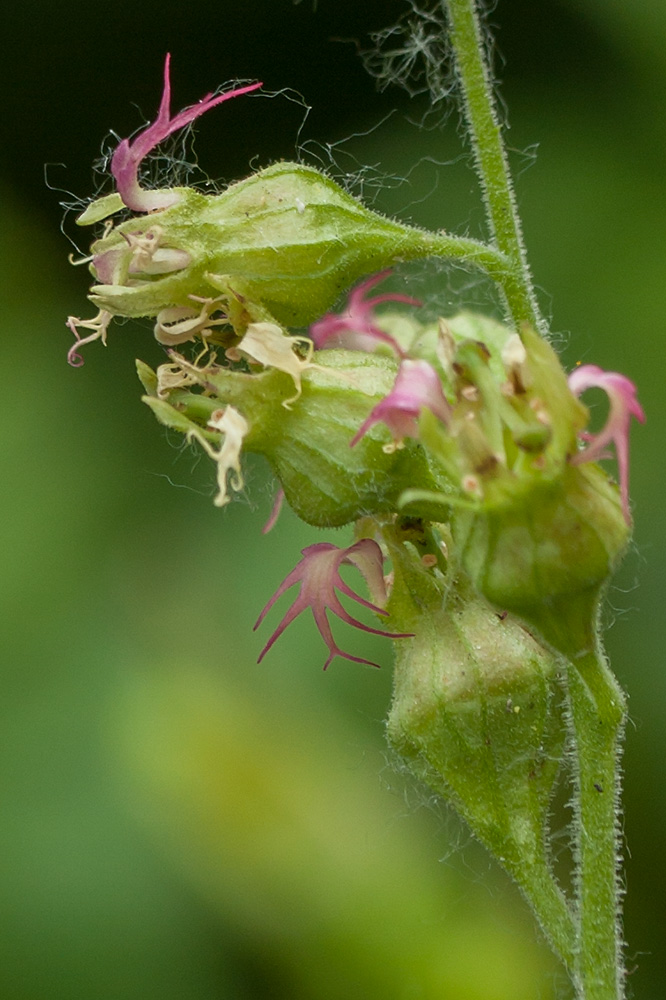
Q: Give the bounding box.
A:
[454,464,629,659]
[385,528,566,890]
[87,163,448,327]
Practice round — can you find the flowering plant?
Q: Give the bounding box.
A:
[65,3,644,997]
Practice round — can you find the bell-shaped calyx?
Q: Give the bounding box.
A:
[137,344,450,529]
[402,321,638,662]
[453,464,630,662]
[84,162,495,333]
[383,523,574,965]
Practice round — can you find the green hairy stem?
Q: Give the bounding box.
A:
[566,649,627,999]
[437,2,627,995]
[442,0,542,333]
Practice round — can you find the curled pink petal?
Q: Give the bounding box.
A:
[310,270,419,355]
[111,54,262,213]
[568,363,645,522]
[254,540,412,669]
[350,358,451,449]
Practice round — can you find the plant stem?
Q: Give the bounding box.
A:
[566,647,627,1000]
[442,0,542,332]
[440,7,629,997]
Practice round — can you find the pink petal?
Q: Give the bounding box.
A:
[342,538,389,607]
[253,540,412,669]
[262,487,285,535]
[111,54,262,213]
[350,359,450,448]
[310,269,419,355]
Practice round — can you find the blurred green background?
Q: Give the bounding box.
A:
[1,1,664,997]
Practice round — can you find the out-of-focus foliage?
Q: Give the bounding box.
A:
[0,1,663,997]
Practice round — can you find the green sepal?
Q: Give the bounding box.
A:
[141,395,219,443]
[136,358,158,396]
[385,531,565,860]
[139,349,452,528]
[454,463,630,658]
[76,192,126,226]
[382,525,574,961]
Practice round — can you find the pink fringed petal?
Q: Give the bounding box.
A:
[350,358,451,449]
[310,270,420,355]
[254,540,412,669]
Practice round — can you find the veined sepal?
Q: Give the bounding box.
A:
[452,463,630,659]
[382,522,575,963]
[385,524,566,864]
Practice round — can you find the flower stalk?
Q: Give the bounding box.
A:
[440,2,631,995]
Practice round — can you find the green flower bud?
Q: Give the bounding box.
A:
[454,465,629,660]
[383,522,567,909]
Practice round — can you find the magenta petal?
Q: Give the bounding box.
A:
[255,595,308,662]
[328,591,413,639]
[323,648,382,670]
[312,603,384,670]
[111,54,262,213]
[351,359,450,448]
[342,539,388,607]
[309,269,416,355]
[349,411,381,448]
[363,293,422,310]
[262,487,285,535]
[253,561,310,629]
[334,579,388,616]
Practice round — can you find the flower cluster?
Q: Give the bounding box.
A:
[134,270,644,666]
[68,60,644,671]
[63,40,646,996]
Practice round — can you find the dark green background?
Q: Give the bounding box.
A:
[1,1,664,997]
